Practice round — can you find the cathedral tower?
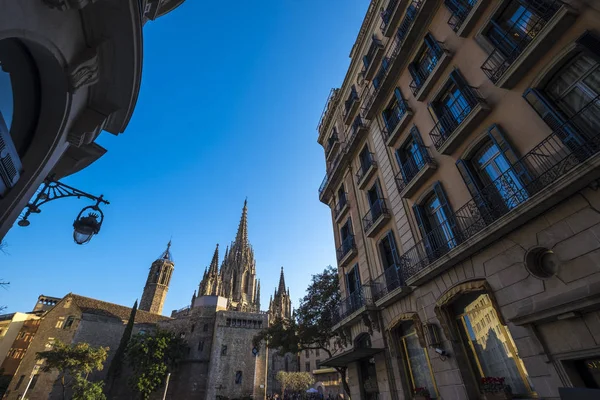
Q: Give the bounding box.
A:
[268,267,292,321]
[140,241,174,315]
[198,244,223,297]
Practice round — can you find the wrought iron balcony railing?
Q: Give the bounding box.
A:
[336,234,356,261]
[318,174,329,196]
[403,94,600,282]
[334,196,349,220]
[395,145,434,192]
[344,88,359,114]
[362,37,384,73]
[381,99,410,141]
[481,0,562,84]
[347,116,367,146]
[429,85,485,150]
[363,0,422,114]
[409,41,444,96]
[362,198,389,232]
[319,149,345,197]
[332,286,372,325]
[356,153,377,183]
[445,0,477,32]
[372,264,406,301]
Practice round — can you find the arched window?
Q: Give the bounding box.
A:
[452,291,534,397]
[395,320,438,398]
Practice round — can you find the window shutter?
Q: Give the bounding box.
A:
[486,124,531,185]
[354,265,361,289]
[344,272,351,295]
[0,113,22,197]
[363,55,370,69]
[576,31,600,61]
[388,230,400,266]
[456,159,482,198]
[450,69,472,104]
[408,62,420,86]
[424,33,440,55]
[409,125,425,147]
[523,88,586,151]
[444,0,460,13]
[433,181,458,242]
[396,149,408,180]
[412,203,433,257]
[394,88,404,104]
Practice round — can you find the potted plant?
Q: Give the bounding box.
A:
[481,377,512,400]
[413,387,431,400]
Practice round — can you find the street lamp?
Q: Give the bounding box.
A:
[18,176,110,245]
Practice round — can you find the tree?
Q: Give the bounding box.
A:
[105,299,138,391]
[72,376,106,400]
[36,340,108,400]
[254,266,351,397]
[276,371,314,393]
[126,329,187,400]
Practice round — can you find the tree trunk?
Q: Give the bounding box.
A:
[335,367,350,400]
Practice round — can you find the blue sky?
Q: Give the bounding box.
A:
[1,0,369,315]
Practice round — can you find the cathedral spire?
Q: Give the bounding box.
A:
[234,199,249,251]
[277,266,286,295]
[209,244,219,275]
[160,240,173,261]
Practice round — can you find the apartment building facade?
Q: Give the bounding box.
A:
[317,0,600,399]
[300,347,344,397]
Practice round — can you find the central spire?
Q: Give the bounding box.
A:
[208,244,219,275]
[278,266,286,294]
[234,198,249,249]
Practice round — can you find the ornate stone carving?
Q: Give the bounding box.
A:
[361,311,380,335]
[42,0,97,11]
[67,47,100,93]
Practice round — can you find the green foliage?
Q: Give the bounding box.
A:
[106,300,138,386]
[276,371,314,393]
[36,340,108,400]
[126,329,187,400]
[72,376,106,400]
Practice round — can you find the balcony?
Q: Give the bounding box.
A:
[336,235,357,268]
[344,87,360,125]
[395,145,437,198]
[409,42,452,101]
[326,133,340,161]
[363,198,391,238]
[362,37,385,81]
[480,0,574,89]
[372,265,412,306]
[403,95,600,285]
[346,116,369,157]
[428,85,489,155]
[381,99,412,147]
[445,0,487,36]
[319,150,345,203]
[332,286,375,328]
[380,0,404,37]
[356,153,377,190]
[334,197,350,223]
[363,0,437,120]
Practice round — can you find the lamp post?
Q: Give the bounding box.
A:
[18,176,109,244]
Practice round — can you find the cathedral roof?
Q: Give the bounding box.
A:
[69,294,171,324]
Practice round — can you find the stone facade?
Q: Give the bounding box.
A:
[317,0,600,399]
[140,241,175,315]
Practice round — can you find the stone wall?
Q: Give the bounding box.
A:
[266,349,299,395]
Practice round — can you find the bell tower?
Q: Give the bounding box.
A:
[140,241,174,315]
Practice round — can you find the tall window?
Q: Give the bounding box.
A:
[379,230,400,271]
[235,371,243,384]
[409,34,442,93]
[452,292,534,396]
[382,89,407,131]
[367,180,384,221]
[396,321,437,398]
[346,265,361,297]
[306,362,311,372]
[413,183,456,257]
[358,146,374,179]
[340,218,354,255]
[337,185,347,209]
[396,127,427,182]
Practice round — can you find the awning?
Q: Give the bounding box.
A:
[320,347,384,367]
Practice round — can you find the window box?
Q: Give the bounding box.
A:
[363,198,391,238]
[428,71,489,155]
[479,0,577,89]
[362,37,385,81]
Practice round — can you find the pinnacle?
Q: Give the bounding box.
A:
[159,240,173,261]
[208,244,219,275]
[234,199,249,251]
[277,266,286,295]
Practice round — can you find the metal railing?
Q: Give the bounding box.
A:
[319,147,345,196]
[332,286,372,325]
[344,87,359,114]
[356,152,377,183]
[429,85,485,150]
[395,144,434,193]
[409,41,444,96]
[380,0,400,32]
[347,116,367,147]
[363,198,390,232]
[402,95,600,281]
[334,196,349,219]
[445,0,477,32]
[481,0,563,83]
[381,98,410,141]
[363,0,423,114]
[336,234,356,261]
[317,88,339,134]
[372,265,406,301]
